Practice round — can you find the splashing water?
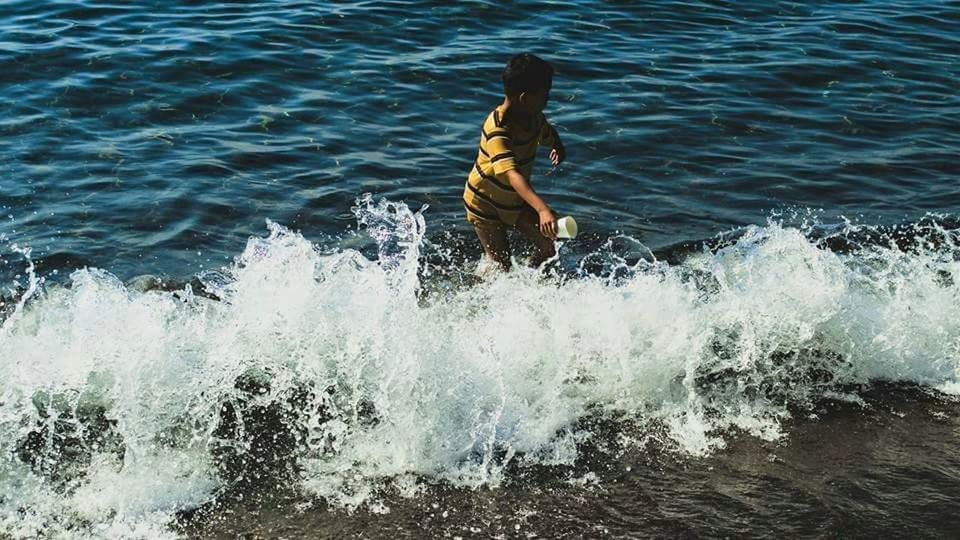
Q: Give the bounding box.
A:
[2,197,960,537]
[1,243,43,334]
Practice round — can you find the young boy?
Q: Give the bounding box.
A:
[463,53,566,271]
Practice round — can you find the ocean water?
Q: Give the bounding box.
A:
[1,0,959,538]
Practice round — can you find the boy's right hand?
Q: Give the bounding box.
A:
[549,146,565,166]
[538,208,558,239]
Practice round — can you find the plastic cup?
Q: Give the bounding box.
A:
[555,216,578,239]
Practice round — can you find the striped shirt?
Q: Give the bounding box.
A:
[463,105,558,226]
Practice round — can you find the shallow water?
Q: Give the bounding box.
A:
[2,0,960,538]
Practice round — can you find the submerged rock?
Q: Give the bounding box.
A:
[15,374,125,484]
[209,369,313,486]
[209,368,380,487]
[124,273,222,300]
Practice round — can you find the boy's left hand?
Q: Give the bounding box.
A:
[549,146,566,166]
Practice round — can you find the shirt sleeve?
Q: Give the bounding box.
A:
[486,134,517,175]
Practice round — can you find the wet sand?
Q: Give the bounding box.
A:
[178,384,960,539]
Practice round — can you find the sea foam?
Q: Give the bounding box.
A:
[1,196,959,537]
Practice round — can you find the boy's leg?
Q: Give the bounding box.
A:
[515,206,557,268]
[473,221,512,271]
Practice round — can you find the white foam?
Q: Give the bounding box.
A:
[2,198,959,536]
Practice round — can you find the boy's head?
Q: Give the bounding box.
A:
[502,53,553,113]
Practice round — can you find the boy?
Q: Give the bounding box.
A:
[463,53,566,271]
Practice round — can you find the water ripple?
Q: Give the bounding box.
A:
[0,0,957,277]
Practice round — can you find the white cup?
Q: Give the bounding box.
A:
[555,216,578,239]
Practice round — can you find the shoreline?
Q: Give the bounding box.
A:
[178,384,960,538]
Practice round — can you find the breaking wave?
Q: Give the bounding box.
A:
[2,195,959,537]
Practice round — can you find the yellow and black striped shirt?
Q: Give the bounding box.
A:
[463,105,558,226]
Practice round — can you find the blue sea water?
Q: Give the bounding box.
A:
[2,0,957,279]
[1,1,960,538]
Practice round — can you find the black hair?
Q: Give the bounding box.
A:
[502,53,553,96]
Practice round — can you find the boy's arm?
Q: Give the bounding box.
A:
[503,169,558,239]
[539,117,565,166]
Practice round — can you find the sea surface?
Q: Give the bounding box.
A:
[1,0,959,538]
